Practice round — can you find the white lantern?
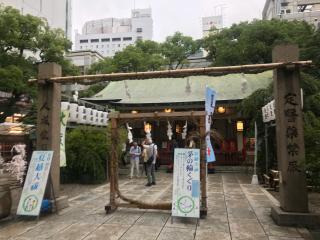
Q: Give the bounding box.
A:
[96,111,103,126]
[103,112,109,126]
[86,108,93,125]
[77,106,86,124]
[91,109,98,125]
[96,110,102,126]
[68,103,78,122]
[61,102,70,111]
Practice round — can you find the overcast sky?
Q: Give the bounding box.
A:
[73,0,266,42]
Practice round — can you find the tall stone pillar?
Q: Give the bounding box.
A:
[36,63,62,198]
[273,44,308,212]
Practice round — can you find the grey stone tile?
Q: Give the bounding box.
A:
[106,210,144,225]
[83,223,130,240]
[120,225,162,240]
[134,212,170,226]
[198,216,230,233]
[0,221,42,239]
[49,222,100,240]
[228,208,257,220]
[12,221,73,239]
[268,237,304,240]
[195,229,231,240]
[229,219,266,239]
[262,224,303,238]
[165,217,197,229]
[157,227,195,240]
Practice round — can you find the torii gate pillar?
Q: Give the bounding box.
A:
[271,44,319,227]
[36,63,62,199]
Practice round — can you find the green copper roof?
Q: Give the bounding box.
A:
[89,71,272,104]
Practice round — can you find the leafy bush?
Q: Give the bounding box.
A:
[62,125,127,184]
[62,126,107,184]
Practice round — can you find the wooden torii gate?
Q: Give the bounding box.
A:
[105,111,207,215]
[32,44,314,223]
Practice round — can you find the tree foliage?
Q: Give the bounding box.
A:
[161,32,201,69]
[0,6,79,121]
[203,20,320,68]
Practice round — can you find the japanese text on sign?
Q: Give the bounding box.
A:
[172,148,200,218]
[17,151,53,216]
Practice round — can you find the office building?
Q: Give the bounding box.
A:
[0,0,72,39]
[263,0,320,29]
[75,8,153,57]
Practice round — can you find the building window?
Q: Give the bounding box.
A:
[101,38,110,42]
[123,37,132,41]
[137,36,143,40]
[118,44,121,47]
[80,46,82,49]
[80,39,88,43]
[286,9,291,13]
[112,38,121,42]
[96,45,99,48]
[136,28,143,33]
[91,39,99,43]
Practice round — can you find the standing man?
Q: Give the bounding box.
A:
[144,139,157,186]
[129,142,141,179]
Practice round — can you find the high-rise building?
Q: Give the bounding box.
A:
[202,15,223,37]
[75,8,153,57]
[0,0,72,39]
[262,0,320,29]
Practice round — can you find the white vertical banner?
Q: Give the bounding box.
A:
[172,148,200,218]
[60,109,69,167]
[17,151,53,216]
[205,87,217,162]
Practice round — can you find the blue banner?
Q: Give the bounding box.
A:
[205,87,217,162]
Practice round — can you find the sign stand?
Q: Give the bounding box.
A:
[16,151,54,219]
[171,148,201,225]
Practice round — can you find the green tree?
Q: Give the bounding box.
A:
[88,57,116,74]
[0,5,79,122]
[203,20,319,67]
[161,32,201,69]
[88,40,165,76]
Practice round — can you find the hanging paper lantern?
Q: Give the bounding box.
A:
[61,102,70,111]
[98,111,104,126]
[182,121,188,139]
[103,112,109,126]
[68,103,78,122]
[96,111,102,126]
[144,121,152,140]
[91,109,98,125]
[86,108,93,125]
[77,106,86,124]
[167,121,173,140]
[126,123,133,143]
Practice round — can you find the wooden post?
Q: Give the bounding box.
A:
[199,116,207,217]
[36,63,61,198]
[273,44,308,212]
[106,117,118,213]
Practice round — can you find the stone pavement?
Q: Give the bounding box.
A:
[0,172,312,240]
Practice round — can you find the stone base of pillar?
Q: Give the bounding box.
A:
[200,208,207,219]
[53,196,69,212]
[271,205,320,228]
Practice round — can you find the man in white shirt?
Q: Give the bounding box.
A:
[129,142,141,179]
